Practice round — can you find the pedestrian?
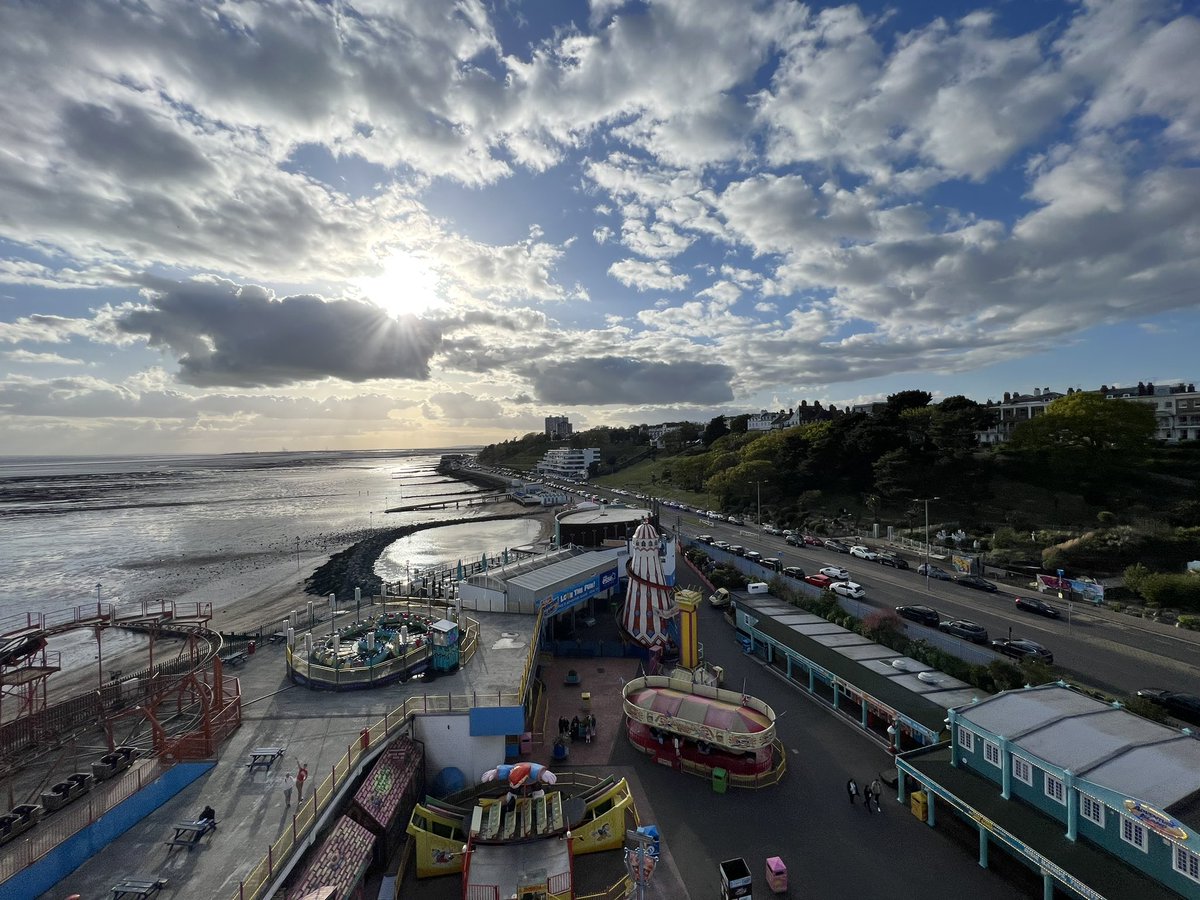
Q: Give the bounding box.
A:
[846,777,859,804]
[283,772,293,807]
[571,715,581,742]
[862,782,874,813]
[295,762,308,802]
[870,778,883,812]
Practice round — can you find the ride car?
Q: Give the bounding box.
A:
[831,581,865,599]
[1014,596,1061,618]
[916,563,952,580]
[824,539,851,553]
[785,534,801,546]
[877,552,910,569]
[708,588,731,608]
[804,574,834,589]
[938,619,989,644]
[955,574,998,593]
[895,605,940,627]
[849,546,879,560]
[990,638,1054,664]
[803,535,823,546]
[1135,689,1200,726]
[782,566,806,579]
[819,565,850,580]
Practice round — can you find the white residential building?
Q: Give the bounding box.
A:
[536,447,600,480]
[977,388,1068,446]
[1104,382,1200,443]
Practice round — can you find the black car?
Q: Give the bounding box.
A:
[761,557,783,572]
[991,638,1054,664]
[877,553,910,569]
[955,574,998,593]
[824,539,851,553]
[939,619,989,644]
[1136,689,1200,726]
[782,565,806,579]
[896,605,940,627]
[1014,596,1061,618]
[785,534,801,546]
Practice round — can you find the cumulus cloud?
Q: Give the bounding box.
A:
[608,259,689,291]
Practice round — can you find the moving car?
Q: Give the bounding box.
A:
[877,552,910,569]
[896,605,940,627]
[1014,596,1061,618]
[990,638,1054,664]
[782,566,806,579]
[819,565,850,580]
[708,588,732,608]
[824,539,851,553]
[1135,689,1200,726]
[938,619,989,644]
[955,574,998,593]
[804,573,834,589]
[916,563,952,580]
[849,545,878,560]
[831,581,865,599]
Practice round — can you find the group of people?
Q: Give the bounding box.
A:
[283,759,309,807]
[846,777,884,813]
[558,714,597,744]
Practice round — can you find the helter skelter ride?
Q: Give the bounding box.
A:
[618,520,783,782]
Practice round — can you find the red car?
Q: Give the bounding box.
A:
[804,573,833,589]
[803,535,823,547]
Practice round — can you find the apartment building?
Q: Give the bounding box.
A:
[544,415,573,440]
[535,447,599,481]
[1104,383,1200,443]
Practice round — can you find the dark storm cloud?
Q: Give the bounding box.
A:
[61,100,214,183]
[526,357,734,405]
[115,278,441,387]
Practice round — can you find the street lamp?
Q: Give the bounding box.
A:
[914,497,940,592]
[753,479,767,530]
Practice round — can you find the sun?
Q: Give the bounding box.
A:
[354,252,443,317]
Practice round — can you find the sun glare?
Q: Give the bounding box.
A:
[355,253,443,318]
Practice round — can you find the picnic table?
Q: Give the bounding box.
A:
[111,876,167,899]
[220,649,248,666]
[247,747,285,772]
[164,818,216,850]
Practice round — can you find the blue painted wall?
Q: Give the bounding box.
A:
[469,705,525,736]
[0,762,214,900]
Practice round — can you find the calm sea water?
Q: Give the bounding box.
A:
[0,450,541,632]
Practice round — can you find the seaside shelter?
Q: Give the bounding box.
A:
[896,683,1200,900]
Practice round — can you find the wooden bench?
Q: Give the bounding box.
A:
[111,876,167,899]
[164,818,216,850]
[246,747,284,771]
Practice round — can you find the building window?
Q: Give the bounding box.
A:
[957,727,975,753]
[1012,756,1033,785]
[983,740,1001,767]
[1121,817,1148,852]
[1045,774,1065,805]
[1080,794,1105,828]
[1176,847,1200,884]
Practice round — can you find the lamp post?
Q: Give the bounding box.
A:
[915,497,939,592]
[754,479,767,530]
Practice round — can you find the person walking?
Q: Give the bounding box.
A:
[870,778,883,812]
[295,762,309,802]
[862,781,874,813]
[846,777,859,804]
[283,771,293,807]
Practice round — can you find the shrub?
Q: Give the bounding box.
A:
[1139,573,1200,612]
[1177,615,1200,630]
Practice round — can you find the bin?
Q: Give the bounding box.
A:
[360,728,370,750]
[580,691,592,713]
[247,640,256,655]
[910,790,928,821]
[765,856,787,894]
[712,767,728,794]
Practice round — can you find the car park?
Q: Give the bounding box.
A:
[916,563,952,580]
[782,566,805,579]
[1014,596,1060,618]
[990,638,1054,664]
[819,565,850,580]
[938,619,989,644]
[955,574,998,593]
[896,605,940,627]
[804,574,834,589]
[761,557,783,572]
[824,539,851,553]
[877,552,909,569]
[849,546,879,560]
[831,581,865,599]
[1135,689,1200,726]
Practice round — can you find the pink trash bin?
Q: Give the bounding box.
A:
[765,856,787,894]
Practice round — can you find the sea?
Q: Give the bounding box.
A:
[0,449,542,673]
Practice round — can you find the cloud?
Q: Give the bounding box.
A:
[112,277,443,387]
[525,357,734,405]
[607,259,689,291]
[2,350,85,366]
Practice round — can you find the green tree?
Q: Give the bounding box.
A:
[730,414,750,434]
[1008,393,1155,458]
[885,390,933,417]
[702,415,729,446]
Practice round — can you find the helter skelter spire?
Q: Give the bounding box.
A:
[619,519,676,647]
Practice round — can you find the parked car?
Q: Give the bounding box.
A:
[849,545,879,560]
[744,550,763,563]
[896,605,940,627]
[917,563,952,580]
[782,566,806,579]
[819,565,850,580]
[761,557,783,572]
[1135,689,1200,726]
[804,573,834,589]
[785,534,801,546]
[955,574,998,593]
[696,534,714,544]
[824,539,851,553]
[762,525,782,535]
[877,552,910,569]
[727,515,745,526]
[1014,596,1061,618]
[831,581,865,599]
[712,540,730,550]
[728,545,746,556]
[938,619,989,644]
[991,638,1054,664]
[803,535,824,547]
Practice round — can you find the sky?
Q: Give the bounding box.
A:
[0,0,1197,455]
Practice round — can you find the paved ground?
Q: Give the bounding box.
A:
[22,571,1044,900]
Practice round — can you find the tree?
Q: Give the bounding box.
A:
[1008,393,1155,457]
[885,390,932,417]
[702,415,729,446]
[729,414,750,434]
